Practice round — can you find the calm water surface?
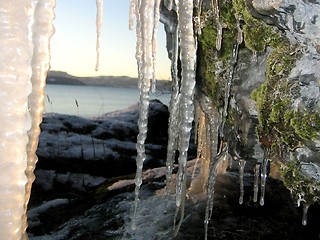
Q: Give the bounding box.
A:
[45,84,170,118]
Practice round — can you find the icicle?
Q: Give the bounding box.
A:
[211,0,222,51]
[173,0,197,234]
[236,18,243,45]
[253,163,260,202]
[221,43,238,139]
[129,0,135,30]
[132,0,160,230]
[302,202,310,226]
[195,0,203,35]
[252,51,258,63]
[165,11,179,196]
[23,0,56,237]
[238,159,246,205]
[192,107,205,179]
[0,1,34,239]
[204,144,228,240]
[134,0,142,79]
[95,0,103,71]
[175,0,197,207]
[151,0,161,93]
[259,148,270,206]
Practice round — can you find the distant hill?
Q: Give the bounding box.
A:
[46,71,171,91]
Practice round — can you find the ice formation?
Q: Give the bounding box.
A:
[211,0,223,51]
[24,0,56,237]
[260,148,270,206]
[95,0,103,71]
[0,0,55,239]
[238,159,246,204]
[129,0,161,230]
[253,163,260,202]
[130,0,197,234]
[302,203,310,226]
[0,0,315,238]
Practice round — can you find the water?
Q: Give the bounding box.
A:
[44,84,170,118]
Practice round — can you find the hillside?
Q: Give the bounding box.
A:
[46,71,171,91]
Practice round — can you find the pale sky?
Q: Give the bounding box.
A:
[50,0,171,80]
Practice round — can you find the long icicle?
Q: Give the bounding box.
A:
[165,7,180,196]
[253,163,260,202]
[220,42,238,139]
[204,144,228,240]
[238,159,246,204]
[174,0,197,235]
[132,0,159,230]
[0,1,33,238]
[260,148,270,206]
[23,0,56,238]
[95,0,103,71]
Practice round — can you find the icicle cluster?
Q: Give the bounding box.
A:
[0,1,56,239]
[130,0,197,234]
[130,0,311,237]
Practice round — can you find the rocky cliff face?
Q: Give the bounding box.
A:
[163,0,320,217]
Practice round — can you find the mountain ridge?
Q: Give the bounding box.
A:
[46,71,171,91]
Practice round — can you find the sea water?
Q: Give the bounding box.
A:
[44,84,170,118]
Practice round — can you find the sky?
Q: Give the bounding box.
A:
[50,0,171,80]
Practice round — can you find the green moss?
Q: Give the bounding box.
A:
[250,41,306,149]
[197,0,238,105]
[196,0,320,208]
[198,0,286,106]
[280,160,320,205]
[286,111,320,141]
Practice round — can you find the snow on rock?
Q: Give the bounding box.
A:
[36,99,172,178]
[28,199,69,228]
